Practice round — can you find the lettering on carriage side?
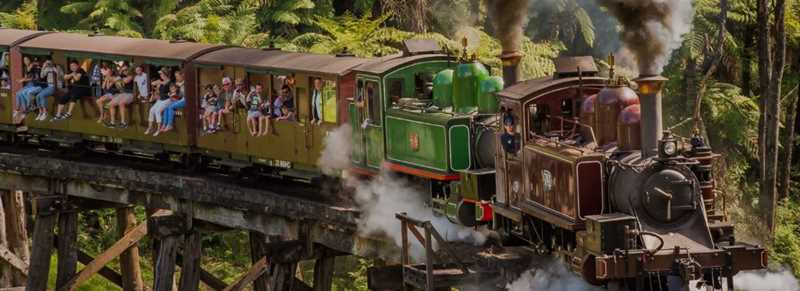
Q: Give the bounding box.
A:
[542,169,554,192]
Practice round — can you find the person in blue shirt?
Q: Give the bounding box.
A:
[500,113,520,154]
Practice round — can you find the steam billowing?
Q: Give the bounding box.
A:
[597,0,693,74]
[318,126,487,259]
[489,0,529,52]
[507,258,600,291]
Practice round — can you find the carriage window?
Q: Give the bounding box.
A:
[388,78,403,105]
[322,79,337,123]
[529,103,551,136]
[365,80,381,126]
[415,72,434,99]
[0,52,9,90]
[561,98,573,117]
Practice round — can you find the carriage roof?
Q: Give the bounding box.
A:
[352,53,453,75]
[0,29,47,49]
[497,76,607,101]
[193,47,371,77]
[17,32,222,62]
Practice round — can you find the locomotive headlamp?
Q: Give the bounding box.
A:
[659,131,679,158]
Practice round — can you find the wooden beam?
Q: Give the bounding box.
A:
[222,256,268,291]
[56,210,78,289]
[0,191,13,287]
[4,191,29,287]
[313,255,335,291]
[59,216,150,291]
[200,269,228,291]
[117,207,144,291]
[0,287,25,291]
[268,262,297,291]
[76,250,123,287]
[152,235,180,291]
[178,231,202,291]
[26,202,58,291]
[0,245,27,276]
[249,231,269,291]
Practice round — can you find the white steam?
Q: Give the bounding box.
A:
[507,258,600,291]
[318,125,353,176]
[318,125,487,259]
[688,269,800,291]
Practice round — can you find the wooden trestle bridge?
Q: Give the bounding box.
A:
[0,148,533,291]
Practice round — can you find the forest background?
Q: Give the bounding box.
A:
[1,0,799,290]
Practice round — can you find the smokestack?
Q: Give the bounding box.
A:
[500,51,523,87]
[490,0,527,87]
[634,75,667,158]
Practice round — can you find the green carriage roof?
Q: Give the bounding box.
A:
[353,54,453,75]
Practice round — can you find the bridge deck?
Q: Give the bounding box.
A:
[0,150,390,258]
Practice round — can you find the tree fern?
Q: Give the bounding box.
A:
[0,0,37,29]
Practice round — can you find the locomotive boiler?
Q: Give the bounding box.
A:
[492,57,767,291]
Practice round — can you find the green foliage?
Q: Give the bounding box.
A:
[0,0,37,29]
[771,200,800,276]
[257,0,314,36]
[526,0,596,51]
[154,0,268,47]
[60,0,143,37]
[289,13,412,57]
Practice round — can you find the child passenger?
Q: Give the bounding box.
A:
[201,84,218,133]
[246,84,264,136]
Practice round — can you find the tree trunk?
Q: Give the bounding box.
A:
[757,0,771,185]
[760,0,787,233]
[693,0,728,138]
[741,25,754,96]
[779,89,798,200]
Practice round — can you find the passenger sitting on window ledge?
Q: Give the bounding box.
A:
[231,78,248,108]
[34,60,59,121]
[216,77,233,130]
[272,85,291,119]
[107,63,135,128]
[145,68,173,136]
[95,65,118,125]
[159,70,186,133]
[13,57,39,122]
[53,60,90,121]
[246,84,265,136]
[501,114,520,154]
[201,84,218,133]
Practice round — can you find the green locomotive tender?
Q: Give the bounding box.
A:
[349,41,503,226]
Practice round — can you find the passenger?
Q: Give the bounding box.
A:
[216,77,233,129]
[107,64,135,127]
[145,68,173,136]
[231,78,247,108]
[89,61,103,97]
[257,89,273,136]
[13,56,40,121]
[246,84,265,136]
[201,84,218,133]
[95,65,118,125]
[33,60,59,121]
[276,104,295,122]
[133,65,149,102]
[272,85,290,119]
[159,70,186,133]
[53,60,90,121]
[311,78,323,124]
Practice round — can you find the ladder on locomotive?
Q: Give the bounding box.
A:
[395,213,477,291]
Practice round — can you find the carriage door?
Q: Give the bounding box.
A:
[358,77,385,169]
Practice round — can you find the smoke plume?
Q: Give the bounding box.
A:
[507,258,601,291]
[489,0,529,52]
[688,269,800,291]
[596,0,693,74]
[318,125,487,258]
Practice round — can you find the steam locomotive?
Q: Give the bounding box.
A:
[489,56,766,290]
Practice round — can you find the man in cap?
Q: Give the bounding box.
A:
[501,113,520,154]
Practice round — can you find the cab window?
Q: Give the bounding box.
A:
[365,80,381,126]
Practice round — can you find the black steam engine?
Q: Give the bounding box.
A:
[492,56,767,291]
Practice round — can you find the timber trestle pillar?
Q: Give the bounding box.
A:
[0,190,29,290]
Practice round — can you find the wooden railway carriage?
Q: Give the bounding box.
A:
[192,48,369,178]
[13,32,223,154]
[0,29,47,134]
